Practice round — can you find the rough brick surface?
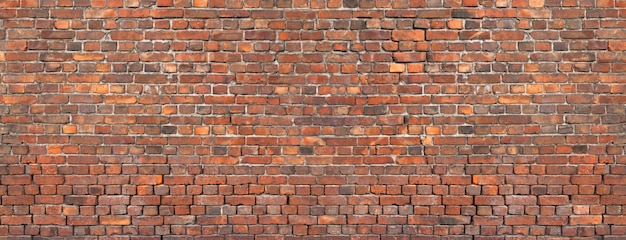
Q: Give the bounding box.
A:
[0,0,625,238]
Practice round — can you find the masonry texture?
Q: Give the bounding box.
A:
[1,0,626,238]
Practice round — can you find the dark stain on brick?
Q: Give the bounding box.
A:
[213,146,227,155]
[161,126,177,134]
[364,106,387,115]
[299,147,314,155]
[572,145,588,154]
[344,0,359,8]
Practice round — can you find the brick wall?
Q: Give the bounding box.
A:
[1,0,626,238]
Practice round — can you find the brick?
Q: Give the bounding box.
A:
[348,215,376,224]
[473,175,504,185]
[131,175,163,185]
[539,196,569,205]
[505,216,536,225]
[152,9,183,18]
[506,196,537,205]
[195,196,224,205]
[198,216,227,225]
[408,216,438,225]
[131,196,160,205]
[493,31,525,40]
[98,196,130,205]
[426,31,458,40]
[67,216,98,226]
[439,216,471,225]
[110,31,143,40]
[462,53,495,62]
[570,215,602,225]
[417,9,451,18]
[33,215,66,225]
[327,31,357,40]
[212,30,243,41]
[40,53,72,62]
[393,52,426,62]
[561,31,595,39]
[609,41,626,50]
[474,216,503,226]
[359,30,391,40]
[468,74,502,83]
[50,9,82,18]
[0,3,624,239]
[245,31,276,40]
[451,9,484,18]
[605,216,626,225]
[553,9,585,18]
[318,216,346,225]
[460,31,491,40]
[139,53,174,62]
[1,216,32,225]
[64,196,96,205]
[84,9,116,18]
[391,30,425,41]
[132,216,163,226]
[176,31,209,40]
[74,53,105,61]
[41,30,74,39]
[100,216,131,225]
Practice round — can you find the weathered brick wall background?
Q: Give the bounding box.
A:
[1,0,626,238]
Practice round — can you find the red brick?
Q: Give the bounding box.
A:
[538,196,569,205]
[256,195,287,205]
[505,216,536,225]
[408,216,439,225]
[151,9,183,18]
[131,175,163,185]
[411,196,441,205]
[225,196,255,205]
[506,196,537,205]
[393,52,426,63]
[602,196,626,205]
[33,215,66,225]
[0,4,623,239]
[110,31,143,40]
[472,175,504,185]
[426,30,458,40]
[474,216,503,226]
[347,215,376,225]
[106,53,139,62]
[195,196,224,205]
[132,216,163,226]
[64,195,96,205]
[416,9,451,18]
[98,196,130,205]
[100,216,131,225]
[198,216,227,225]
[392,30,425,41]
[537,216,568,226]
[442,196,473,205]
[475,196,505,205]
[605,216,626,225]
[318,216,346,225]
[41,30,74,39]
[1,216,32,225]
[67,216,98,226]
[49,9,82,18]
[359,30,391,40]
[84,9,116,18]
[570,215,602,225]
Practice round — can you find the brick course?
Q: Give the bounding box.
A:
[1,0,626,238]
